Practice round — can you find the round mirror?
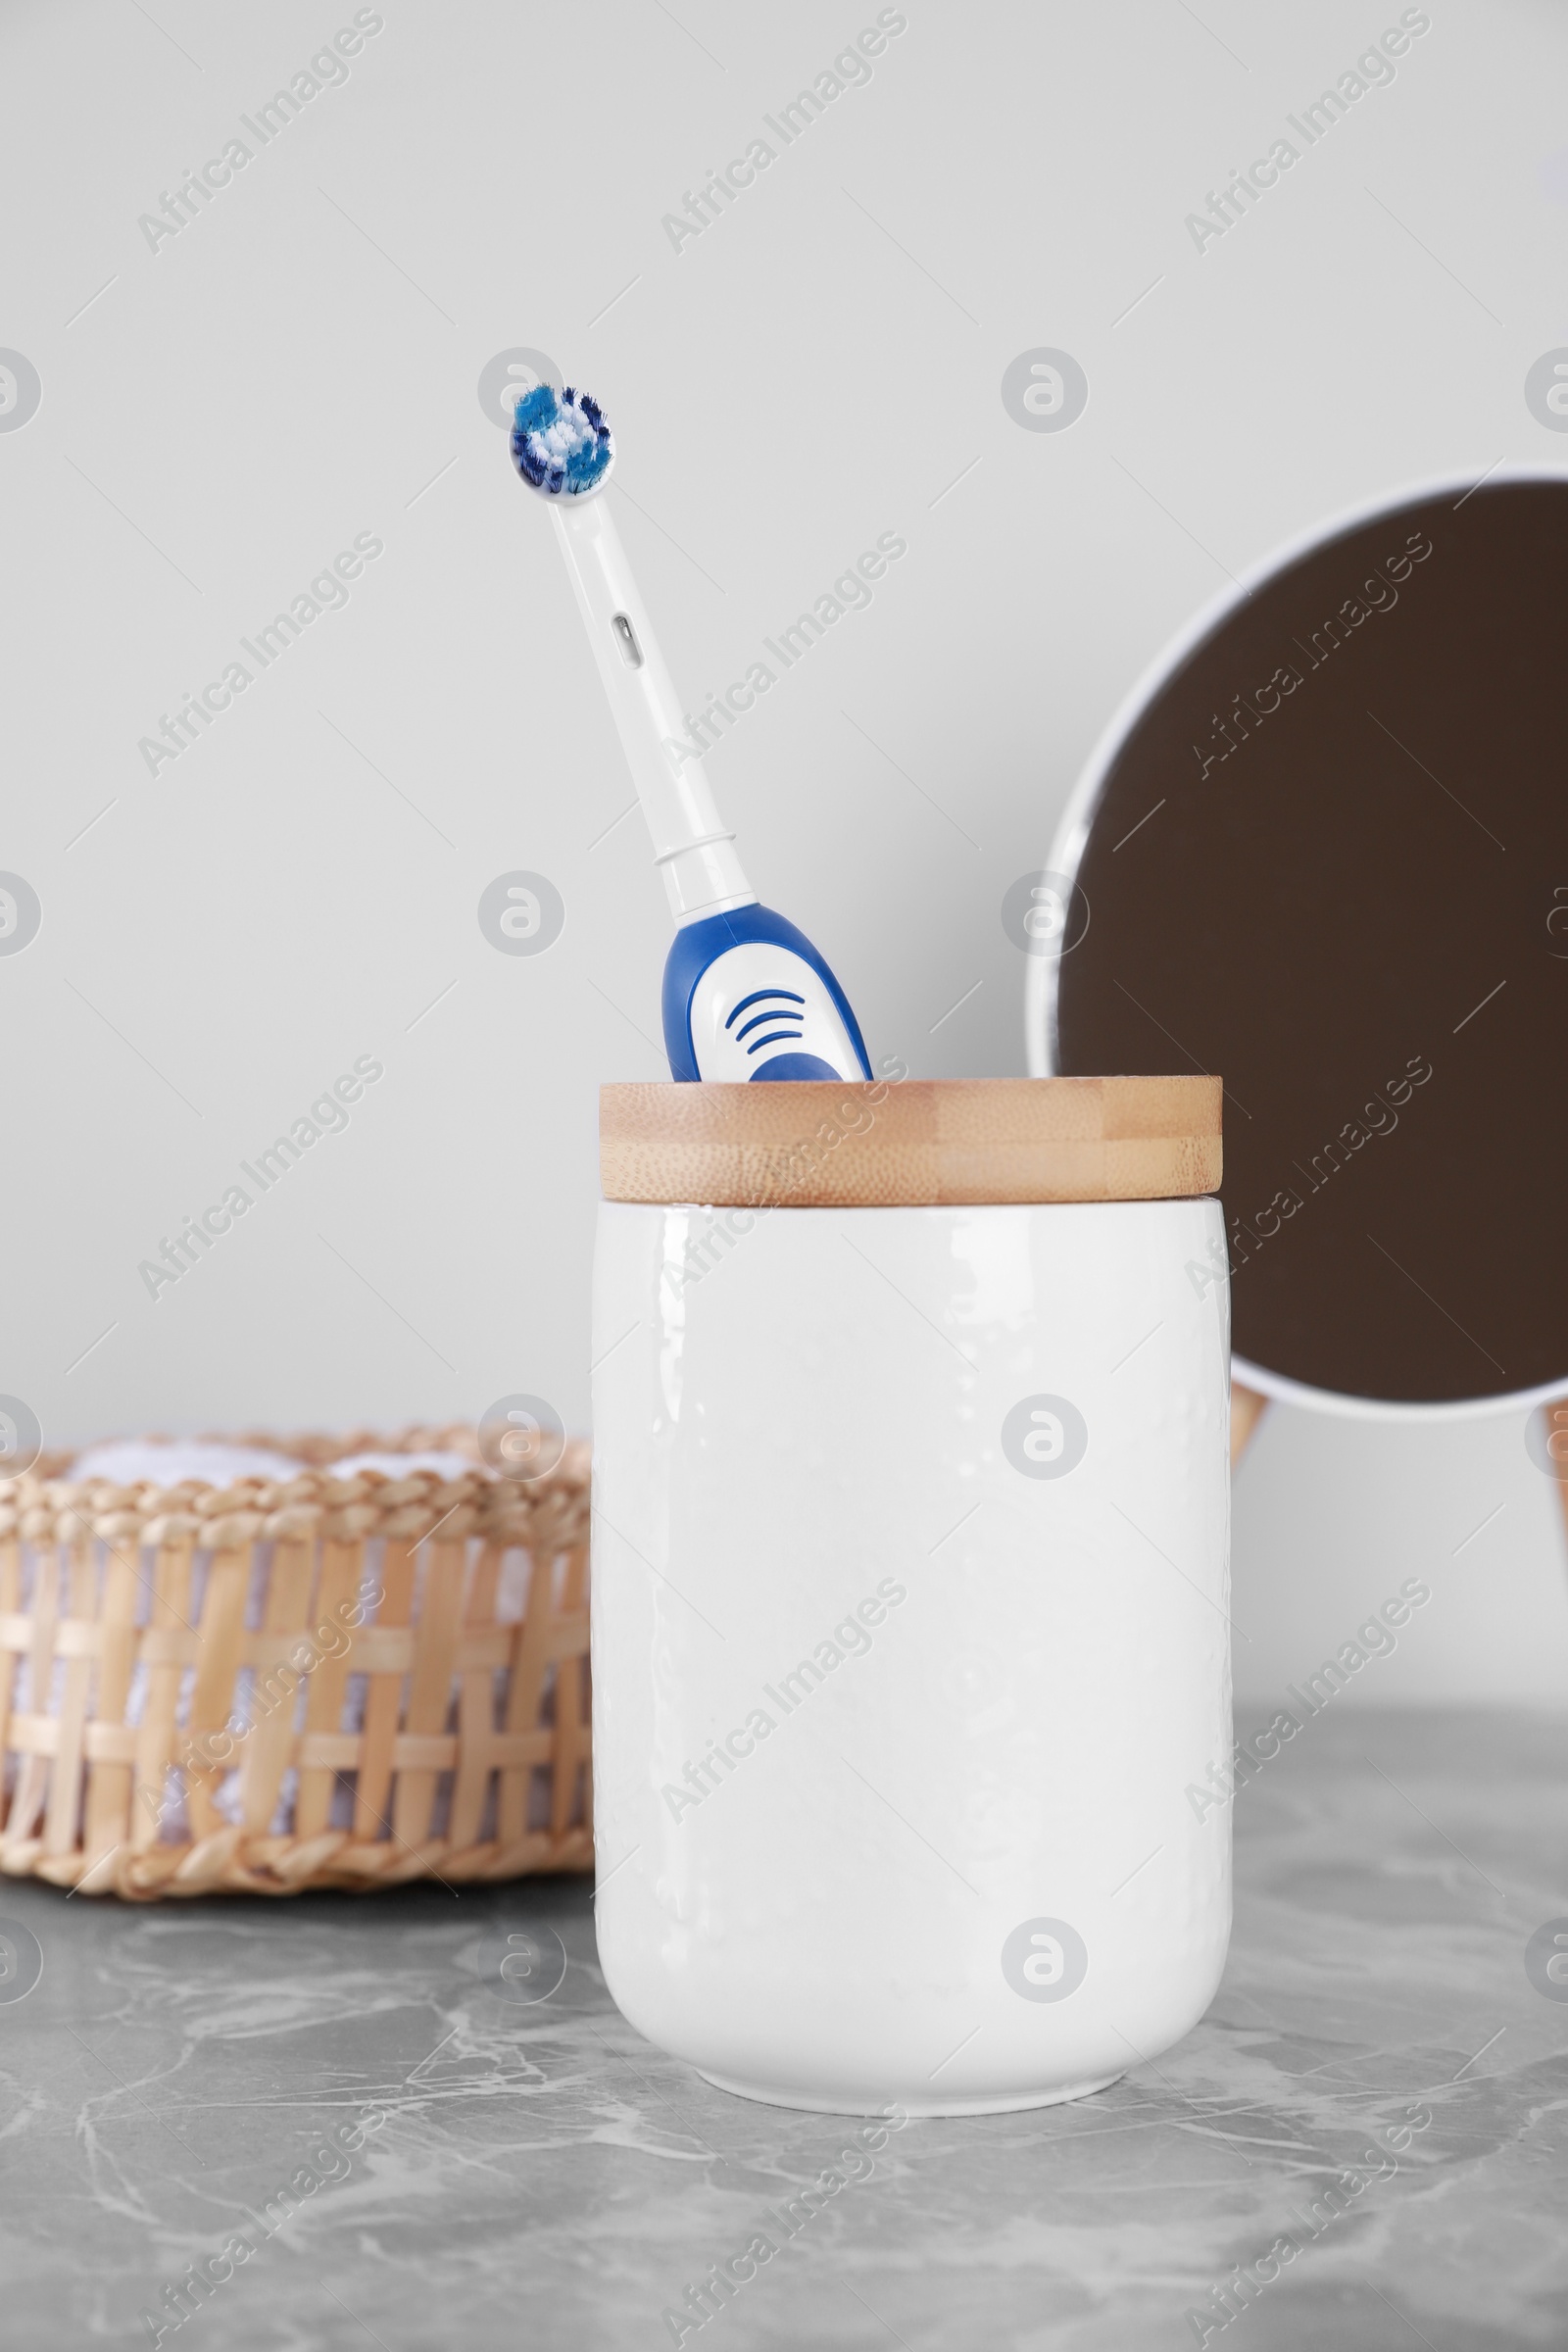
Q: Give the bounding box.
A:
[1028,472,1568,1416]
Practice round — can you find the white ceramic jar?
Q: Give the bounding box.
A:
[591,1097,1231,2117]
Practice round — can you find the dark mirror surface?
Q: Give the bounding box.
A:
[1054,478,1568,1406]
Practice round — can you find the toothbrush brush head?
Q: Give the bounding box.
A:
[510,382,614,498]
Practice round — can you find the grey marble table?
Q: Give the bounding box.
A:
[1,1707,1564,2351]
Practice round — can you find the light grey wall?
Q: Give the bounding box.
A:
[3,0,1564,1703]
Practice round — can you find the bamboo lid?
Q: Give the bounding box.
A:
[600,1076,1220,1207]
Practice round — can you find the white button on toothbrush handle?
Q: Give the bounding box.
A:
[685,943,864,1082]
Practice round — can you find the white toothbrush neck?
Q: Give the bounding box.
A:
[552,494,755,924]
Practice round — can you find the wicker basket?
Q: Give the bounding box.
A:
[0,1426,592,1898]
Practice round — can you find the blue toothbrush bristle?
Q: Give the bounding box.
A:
[510,383,613,496]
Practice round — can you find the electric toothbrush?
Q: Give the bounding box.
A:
[509,381,872,1084]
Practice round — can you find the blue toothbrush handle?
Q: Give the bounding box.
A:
[662,906,873,1083]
